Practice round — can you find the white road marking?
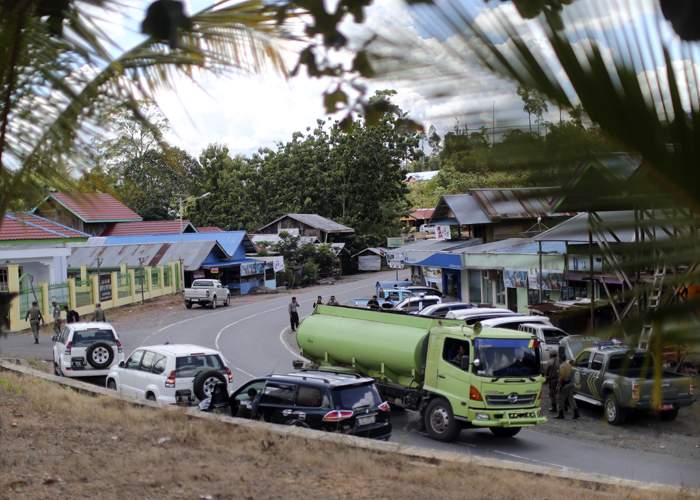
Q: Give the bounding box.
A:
[492,450,568,470]
[278,326,309,361]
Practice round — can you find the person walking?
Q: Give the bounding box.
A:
[288,297,300,332]
[545,352,560,413]
[556,358,579,420]
[25,301,44,344]
[52,301,62,335]
[93,303,106,322]
[64,305,80,323]
[327,295,339,306]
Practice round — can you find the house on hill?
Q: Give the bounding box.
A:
[33,192,142,236]
[101,220,197,236]
[257,214,354,243]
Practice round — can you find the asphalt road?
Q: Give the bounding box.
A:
[3,271,699,487]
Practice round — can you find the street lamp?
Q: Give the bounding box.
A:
[179,192,211,232]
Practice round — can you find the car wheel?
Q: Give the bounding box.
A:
[86,342,114,369]
[424,398,460,441]
[211,296,217,309]
[53,361,61,376]
[146,392,157,402]
[185,301,192,309]
[225,295,230,307]
[604,394,626,425]
[107,379,117,391]
[489,427,521,438]
[660,408,679,422]
[193,369,226,401]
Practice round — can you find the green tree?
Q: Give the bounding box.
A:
[517,85,549,135]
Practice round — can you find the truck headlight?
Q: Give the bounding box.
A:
[476,413,489,421]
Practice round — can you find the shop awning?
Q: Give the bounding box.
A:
[411,252,463,270]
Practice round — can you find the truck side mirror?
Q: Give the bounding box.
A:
[472,358,481,368]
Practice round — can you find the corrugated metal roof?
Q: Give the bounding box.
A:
[409,208,435,220]
[470,188,559,221]
[0,213,89,241]
[99,231,254,257]
[42,192,142,223]
[68,241,223,271]
[258,214,354,233]
[351,247,387,258]
[456,237,566,255]
[434,195,491,225]
[533,211,643,243]
[102,220,195,236]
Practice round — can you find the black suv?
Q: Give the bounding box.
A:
[229,371,392,440]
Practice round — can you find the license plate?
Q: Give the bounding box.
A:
[71,358,85,368]
[357,415,375,426]
[191,299,199,302]
[662,404,674,411]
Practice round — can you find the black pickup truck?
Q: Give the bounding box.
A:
[571,346,695,424]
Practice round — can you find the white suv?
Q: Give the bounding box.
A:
[52,322,124,377]
[106,344,233,404]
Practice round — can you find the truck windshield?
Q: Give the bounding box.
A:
[474,338,540,378]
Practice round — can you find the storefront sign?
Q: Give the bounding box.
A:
[503,269,528,288]
[434,225,451,241]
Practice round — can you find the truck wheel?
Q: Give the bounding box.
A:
[211,296,217,309]
[424,398,460,441]
[604,394,626,425]
[185,301,192,309]
[489,427,521,438]
[660,408,679,422]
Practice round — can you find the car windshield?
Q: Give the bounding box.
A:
[192,280,212,287]
[474,338,540,378]
[175,354,224,378]
[333,383,382,410]
[72,329,115,346]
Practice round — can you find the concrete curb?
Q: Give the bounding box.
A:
[1,359,697,497]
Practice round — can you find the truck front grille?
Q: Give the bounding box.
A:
[486,393,537,406]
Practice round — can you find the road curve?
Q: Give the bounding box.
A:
[114,272,700,488]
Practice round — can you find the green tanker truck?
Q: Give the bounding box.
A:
[297,305,546,441]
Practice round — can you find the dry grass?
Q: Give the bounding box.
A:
[0,372,692,500]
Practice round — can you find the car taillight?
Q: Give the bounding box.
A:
[322,410,354,422]
[378,401,390,412]
[690,384,695,396]
[65,341,72,355]
[469,385,483,401]
[165,370,176,388]
[224,366,233,383]
[631,382,640,401]
[116,340,123,353]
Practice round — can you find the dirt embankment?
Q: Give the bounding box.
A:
[0,372,692,500]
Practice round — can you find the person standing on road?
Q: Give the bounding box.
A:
[289,297,300,332]
[545,352,560,413]
[556,358,579,420]
[52,301,62,335]
[25,301,44,344]
[64,305,79,323]
[313,296,323,309]
[327,295,339,306]
[93,303,106,322]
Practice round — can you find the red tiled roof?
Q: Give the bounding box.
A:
[410,208,435,220]
[0,213,89,241]
[48,192,142,223]
[101,220,195,236]
[197,226,224,233]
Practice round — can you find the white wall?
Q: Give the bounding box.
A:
[0,247,70,284]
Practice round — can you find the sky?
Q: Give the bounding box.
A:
[92,0,690,157]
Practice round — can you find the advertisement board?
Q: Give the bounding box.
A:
[503,269,528,289]
[528,269,565,290]
[386,251,405,270]
[98,273,112,302]
[434,225,451,241]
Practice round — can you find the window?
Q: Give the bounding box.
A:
[152,355,167,375]
[234,380,266,403]
[60,326,70,344]
[442,338,470,371]
[175,354,224,378]
[494,271,505,305]
[261,383,296,405]
[140,351,156,372]
[295,386,323,407]
[71,329,116,346]
[126,350,144,369]
[468,270,482,303]
[575,351,592,368]
[0,268,7,292]
[542,328,565,344]
[404,301,421,312]
[333,384,381,410]
[590,353,604,371]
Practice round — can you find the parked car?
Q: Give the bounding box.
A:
[394,295,442,313]
[229,370,392,440]
[106,344,233,404]
[559,336,625,362]
[571,346,696,424]
[478,315,552,331]
[52,322,124,377]
[445,307,516,325]
[375,280,413,294]
[352,287,414,309]
[404,285,443,298]
[184,279,230,309]
[518,323,569,370]
[418,302,474,318]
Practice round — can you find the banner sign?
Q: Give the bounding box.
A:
[503,269,528,289]
[386,251,405,270]
[99,273,112,302]
[528,269,565,291]
[434,225,451,241]
[241,261,266,277]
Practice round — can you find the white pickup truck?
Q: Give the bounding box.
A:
[184,279,230,309]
